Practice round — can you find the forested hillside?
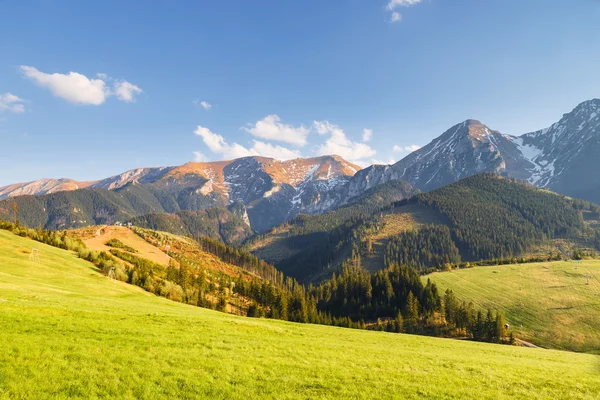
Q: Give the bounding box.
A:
[0,185,252,245]
[0,184,173,229]
[250,174,600,282]
[128,208,252,246]
[247,180,418,281]
[410,174,597,260]
[2,219,511,344]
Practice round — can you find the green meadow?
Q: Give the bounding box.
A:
[1,229,599,399]
[426,260,600,353]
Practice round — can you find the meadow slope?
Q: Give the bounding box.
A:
[0,230,599,399]
[426,261,600,353]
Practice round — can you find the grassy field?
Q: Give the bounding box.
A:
[1,230,599,399]
[426,260,600,354]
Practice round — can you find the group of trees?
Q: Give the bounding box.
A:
[105,238,138,253]
[383,225,461,272]
[443,290,507,343]
[306,262,507,342]
[196,235,287,284]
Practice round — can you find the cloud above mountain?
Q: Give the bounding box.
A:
[314,120,376,164]
[393,144,421,153]
[193,99,212,110]
[20,66,142,105]
[243,114,310,146]
[194,125,301,161]
[195,116,377,164]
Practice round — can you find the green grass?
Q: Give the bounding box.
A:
[426,260,600,354]
[1,230,599,399]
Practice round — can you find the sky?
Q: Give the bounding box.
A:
[1,0,600,186]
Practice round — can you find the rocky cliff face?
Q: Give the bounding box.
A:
[515,99,600,201]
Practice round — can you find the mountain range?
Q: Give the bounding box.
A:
[359,99,600,200]
[2,98,600,232]
[0,156,363,232]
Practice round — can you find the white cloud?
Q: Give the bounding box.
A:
[194,126,231,154]
[372,158,396,165]
[386,0,422,9]
[362,128,373,142]
[244,115,310,146]
[313,120,343,136]
[385,0,422,22]
[313,120,376,163]
[113,81,143,103]
[251,140,302,160]
[21,66,107,105]
[21,65,142,105]
[194,99,212,110]
[194,125,301,161]
[393,144,421,153]
[192,151,207,162]
[0,93,26,113]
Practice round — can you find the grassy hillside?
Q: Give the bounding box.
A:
[426,260,600,353]
[0,230,599,399]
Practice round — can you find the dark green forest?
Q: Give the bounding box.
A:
[409,173,595,260]
[384,225,461,271]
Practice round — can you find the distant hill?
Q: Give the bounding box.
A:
[250,174,600,282]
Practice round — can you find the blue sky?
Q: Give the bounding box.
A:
[1,0,600,186]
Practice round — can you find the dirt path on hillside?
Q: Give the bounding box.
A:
[515,338,541,348]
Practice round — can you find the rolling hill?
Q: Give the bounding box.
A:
[0,229,598,399]
[425,259,600,354]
